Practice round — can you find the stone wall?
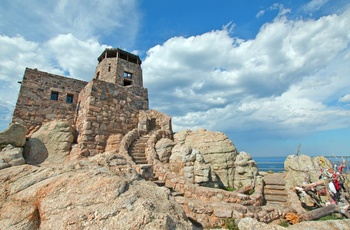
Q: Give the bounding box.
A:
[75,79,149,155]
[94,54,143,87]
[138,110,173,136]
[12,68,87,134]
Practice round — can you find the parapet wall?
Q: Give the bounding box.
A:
[12,68,87,134]
[75,79,149,155]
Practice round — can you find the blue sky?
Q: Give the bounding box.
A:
[1,0,350,157]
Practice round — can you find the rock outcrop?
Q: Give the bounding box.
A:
[0,144,25,169]
[23,120,74,165]
[233,151,258,188]
[237,217,350,230]
[284,154,332,188]
[0,152,192,229]
[0,123,27,147]
[171,129,238,188]
[155,138,175,163]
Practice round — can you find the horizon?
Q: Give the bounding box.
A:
[1,0,350,157]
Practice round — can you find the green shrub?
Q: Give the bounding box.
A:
[223,218,239,230]
[248,189,255,195]
[318,214,343,221]
[225,187,236,192]
[279,220,289,227]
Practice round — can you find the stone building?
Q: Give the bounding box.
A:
[12,48,170,155]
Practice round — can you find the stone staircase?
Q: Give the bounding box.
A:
[263,173,288,206]
[129,135,149,164]
[129,134,184,198]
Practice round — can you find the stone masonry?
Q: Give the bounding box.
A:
[12,68,87,134]
[12,48,151,155]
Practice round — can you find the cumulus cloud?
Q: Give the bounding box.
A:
[0,34,109,131]
[339,94,350,103]
[46,34,110,80]
[143,8,350,138]
[0,0,140,131]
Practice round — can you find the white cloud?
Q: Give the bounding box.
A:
[256,3,291,18]
[0,34,109,130]
[0,0,139,46]
[339,94,350,103]
[304,0,329,12]
[46,34,110,80]
[143,8,350,138]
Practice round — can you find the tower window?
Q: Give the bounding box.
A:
[123,79,132,86]
[50,92,59,101]
[108,64,111,72]
[96,72,100,79]
[66,94,74,103]
[123,71,132,79]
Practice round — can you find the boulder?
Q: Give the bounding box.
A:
[0,144,25,170]
[284,155,332,188]
[173,129,238,188]
[169,144,219,187]
[23,120,74,165]
[0,153,192,229]
[233,151,258,188]
[155,138,175,162]
[0,123,27,147]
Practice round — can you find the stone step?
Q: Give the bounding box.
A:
[264,189,287,196]
[134,160,148,164]
[132,156,147,160]
[264,185,286,190]
[129,135,150,165]
[131,148,145,152]
[266,201,286,207]
[264,194,287,202]
[132,152,146,157]
[264,179,286,186]
[132,155,146,159]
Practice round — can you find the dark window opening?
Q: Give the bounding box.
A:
[96,72,100,79]
[50,92,59,101]
[123,79,132,86]
[129,56,138,64]
[66,94,74,103]
[120,52,128,61]
[123,71,132,79]
[108,64,111,72]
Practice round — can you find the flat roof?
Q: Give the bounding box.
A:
[97,48,142,64]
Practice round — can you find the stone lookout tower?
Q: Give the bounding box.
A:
[94,48,143,87]
[11,48,171,156]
